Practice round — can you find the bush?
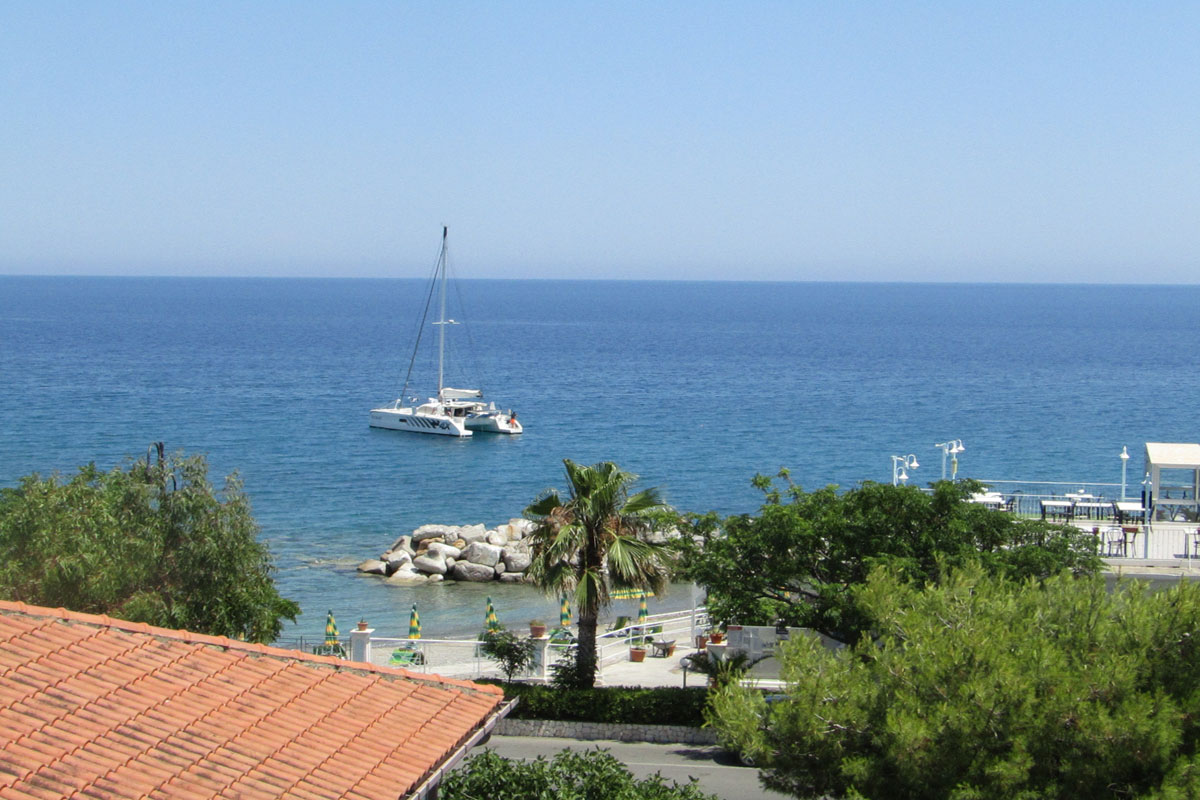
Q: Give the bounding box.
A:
[478,628,535,681]
[441,748,719,800]
[483,682,709,727]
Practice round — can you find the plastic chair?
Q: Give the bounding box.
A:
[388,646,425,667]
[312,642,347,659]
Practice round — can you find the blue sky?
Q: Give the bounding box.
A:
[2,2,1198,282]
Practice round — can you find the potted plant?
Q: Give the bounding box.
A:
[708,627,724,644]
[696,632,709,649]
[629,639,648,662]
[529,619,547,638]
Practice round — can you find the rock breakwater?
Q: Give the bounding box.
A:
[357,519,536,584]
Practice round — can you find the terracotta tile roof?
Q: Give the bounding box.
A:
[0,601,505,799]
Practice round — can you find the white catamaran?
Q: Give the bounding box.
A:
[369,227,523,438]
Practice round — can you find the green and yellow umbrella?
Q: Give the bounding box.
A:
[324,610,339,646]
[485,596,501,634]
[559,595,572,627]
[408,604,421,640]
[637,592,649,627]
[610,587,655,600]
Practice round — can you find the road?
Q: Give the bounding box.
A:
[462,734,791,799]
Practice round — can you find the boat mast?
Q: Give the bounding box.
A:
[435,226,449,398]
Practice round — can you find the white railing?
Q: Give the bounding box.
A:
[595,608,708,668]
[367,637,493,679]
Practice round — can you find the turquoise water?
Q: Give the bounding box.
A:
[2,276,1198,639]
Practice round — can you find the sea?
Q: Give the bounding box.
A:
[2,276,1198,641]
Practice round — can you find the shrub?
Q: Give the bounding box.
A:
[484,682,709,727]
[441,748,718,800]
[478,628,535,681]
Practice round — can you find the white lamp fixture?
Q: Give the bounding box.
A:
[892,454,920,486]
[934,440,966,481]
[1119,446,1130,500]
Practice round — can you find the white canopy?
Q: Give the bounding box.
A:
[1144,442,1200,519]
[441,388,483,400]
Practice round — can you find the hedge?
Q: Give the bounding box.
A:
[482,682,709,727]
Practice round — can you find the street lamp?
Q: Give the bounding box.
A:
[1119,446,1130,500]
[934,440,965,481]
[1142,472,1154,532]
[892,454,919,486]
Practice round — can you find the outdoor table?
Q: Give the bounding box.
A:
[1114,502,1146,524]
[970,493,1005,509]
[1041,500,1074,521]
[1074,501,1114,520]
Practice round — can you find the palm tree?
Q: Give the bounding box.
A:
[524,459,672,688]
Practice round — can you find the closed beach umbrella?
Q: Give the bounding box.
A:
[408,604,421,640]
[637,593,649,627]
[485,596,501,633]
[324,610,339,646]
[560,595,572,627]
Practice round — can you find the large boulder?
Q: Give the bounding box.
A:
[426,541,462,560]
[385,568,429,585]
[451,561,496,582]
[498,572,526,583]
[485,529,508,547]
[357,559,388,576]
[462,541,502,568]
[383,550,412,575]
[412,524,458,545]
[502,550,531,573]
[412,552,449,575]
[386,534,414,555]
[506,518,535,540]
[457,524,489,545]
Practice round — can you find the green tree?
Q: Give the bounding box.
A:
[709,564,1200,799]
[680,473,1100,642]
[525,459,673,688]
[441,748,719,800]
[0,449,299,642]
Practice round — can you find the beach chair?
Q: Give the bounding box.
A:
[388,646,425,667]
[312,642,347,659]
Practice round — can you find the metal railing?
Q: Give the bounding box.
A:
[974,480,1127,517]
[595,608,708,668]
[367,637,491,678]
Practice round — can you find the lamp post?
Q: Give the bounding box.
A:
[1142,472,1154,533]
[1119,446,1130,500]
[934,440,965,481]
[892,454,919,486]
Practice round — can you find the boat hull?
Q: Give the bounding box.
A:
[465,413,523,434]
[369,408,472,437]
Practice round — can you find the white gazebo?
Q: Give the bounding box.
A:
[1144,442,1200,521]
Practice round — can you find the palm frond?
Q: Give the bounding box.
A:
[622,487,664,516]
[525,490,563,518]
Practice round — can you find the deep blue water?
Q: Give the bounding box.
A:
[2,276,1198,639]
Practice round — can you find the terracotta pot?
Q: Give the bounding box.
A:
[709,632,724,644]
[356,621,368,631]
[696,634,709,649]
[629,647,646,662]
[529,624,547,638]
